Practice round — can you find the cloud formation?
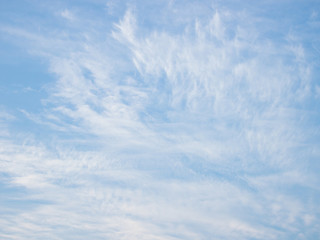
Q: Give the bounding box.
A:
[0,0,320,239]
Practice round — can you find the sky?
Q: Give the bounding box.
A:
[0,0,320,239]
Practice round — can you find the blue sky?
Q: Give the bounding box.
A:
[1,0,320,239]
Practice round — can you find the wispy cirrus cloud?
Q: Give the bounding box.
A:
[60,9,75,21]
[0,0,320,239]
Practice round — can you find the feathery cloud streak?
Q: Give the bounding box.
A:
[0,0,320,239]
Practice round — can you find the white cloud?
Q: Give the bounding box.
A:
[60,9,75,21]
[0,1,320,239]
